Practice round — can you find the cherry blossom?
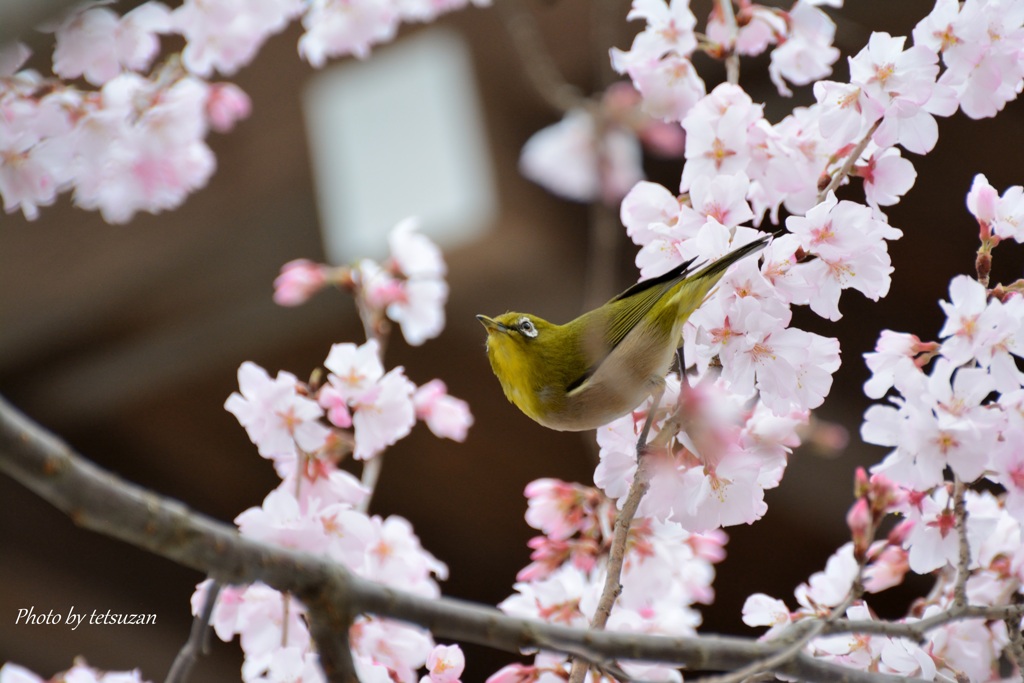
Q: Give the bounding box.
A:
[322,340,416,459]
[174,0,303,77]
[519,108,644,203]
[680,84,762,190]
[422,644,465,683]
[51,2,171,86]
[273,259,331,306]
[611,50,706,122]
[915,0,1024,119]
[413,380,473,441]
[225,361,331,463]
[785,192,902,321]
[768,1,840,97]
[857,146,917,210]
[967,173,1024,242]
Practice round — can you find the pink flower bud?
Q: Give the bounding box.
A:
[846,498,872,559]
[206,82,252,133]
[273,259,328,306]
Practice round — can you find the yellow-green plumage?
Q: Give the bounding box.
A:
[477,234,774,431]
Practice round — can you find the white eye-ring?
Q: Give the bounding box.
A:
[517,316,538,338]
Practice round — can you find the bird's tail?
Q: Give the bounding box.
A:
[670,230,778,315]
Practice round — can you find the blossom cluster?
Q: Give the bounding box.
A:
[0,0,490,223]
[275,218,450,346]
[208,221,470,682]
[741,175,1024,681]
[566,0,1024,539]
[518,0,843,204]
[744,478,1024,681]
[492,477,727,682]
[210,353,468,678]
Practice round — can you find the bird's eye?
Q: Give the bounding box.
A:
[517,317,538,338]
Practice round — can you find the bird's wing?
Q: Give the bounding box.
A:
[602,257,697,350]
[565,259,696,394]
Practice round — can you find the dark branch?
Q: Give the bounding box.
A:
[0,393,925,683]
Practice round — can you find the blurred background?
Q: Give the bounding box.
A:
[2,0,1023,679]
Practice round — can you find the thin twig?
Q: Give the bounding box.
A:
[164,580,222,683]
[827,604,1024,641]
[496,0,585,113]
[0,393,929,683]
[358,455,383,514]
[693,497,876,683]
[1004,606,1024,683]
[818,119,882,202]
[952,476,970,611]
[716,0,740,84]
[567,395,667,683]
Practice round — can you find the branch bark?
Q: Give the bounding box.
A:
[0,393,929,683]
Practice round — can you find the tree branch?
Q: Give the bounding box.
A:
[818,119,882,202]
[0,393,923,683]
[165,580,222,683]
[826,604,1024,641]
[952,476,970,611]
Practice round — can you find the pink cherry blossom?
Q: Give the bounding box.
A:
[862,543,910,593]
[52,2,171,86]
[206,82,252,133]
[235,485,330,553]
[741,593,792,634]
[917,0,1024,119]
[70,74,216,223]
[324,340,385,400]
[363,515,449,591]
[621,180,683,246]
[524,479,593,541]
[423,644,465,683]
[794,542,858,610]
[499,564,592,627]
[858,146,916,209]
[0,128,64,221]
[0,663,44,683]
[519,108,643,203]
[768,1,840,97]
[680,84,762,190]
[848,32,949,154]
[990,428,1024,523]
[389,217,446,280]
[174,0,303,77]
[351,368,417,459]
[225,361,331,462]
[413,379,473,441]
[937,274,1024,381]
[299,0,399,65]
[813,80,882,149]
[610,50,706,122]
[785,193,902,320]
[620,0,698,61]
[967,173,1024,241]
[862,330,930,399]
[678,172,754,233]
[387,277,449,346]
[273,259,330,306]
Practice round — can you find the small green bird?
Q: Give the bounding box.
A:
[477,233,774,431]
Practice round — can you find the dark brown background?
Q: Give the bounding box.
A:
[2,0,1022,679]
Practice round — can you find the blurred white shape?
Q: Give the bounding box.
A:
[303,27,497,263]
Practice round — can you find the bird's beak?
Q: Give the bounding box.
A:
[476,315,507,334]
